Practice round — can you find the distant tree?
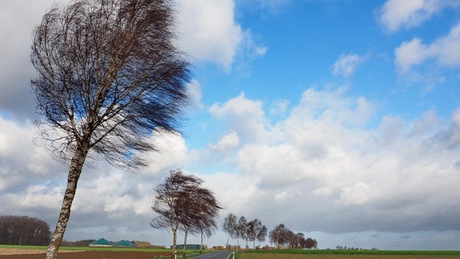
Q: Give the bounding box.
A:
[30,0,190,257]
[222,213,237,248]
[236,216,247,249]
[151,170,221,256]
[246,219,263,249]
[0,215,51,246]
[269,224,287,249]
[256,225,268,248]
[179,180,221,256]
[305,238,317,249]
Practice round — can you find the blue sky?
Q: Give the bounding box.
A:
[1,0,460,250]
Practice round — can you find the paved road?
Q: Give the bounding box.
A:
[190,250,234,259]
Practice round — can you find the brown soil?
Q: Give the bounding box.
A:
[0,249,172,259]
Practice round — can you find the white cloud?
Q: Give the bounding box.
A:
[175,0,241,69]
[395,23,460,76]
[203,87,460,236]
[175,0,266,71]
[378,0,459,33]
[185,79,203,108]
[210,92,269,142]
[210,131,240,153]
[332,53,365,77]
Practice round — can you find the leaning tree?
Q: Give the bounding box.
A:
[222,213,237,247]
[30,0,190,258]
[151,170,221,255]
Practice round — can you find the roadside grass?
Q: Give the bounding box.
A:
[235,249,460,259]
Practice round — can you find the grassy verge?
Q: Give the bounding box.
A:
[235,249,460,258]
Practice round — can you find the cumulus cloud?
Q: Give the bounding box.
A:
[394,22,460,86]
[210,92,269,143]
[202,87,460,237]
[378,0,460,33]
[175,0,266,71]
[332,53,365,77]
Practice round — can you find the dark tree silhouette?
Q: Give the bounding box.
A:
[269,224,317,249]
[269,223,287,248]
[30,0,190,257]
[0,216,51,246]
[151,170,221,256]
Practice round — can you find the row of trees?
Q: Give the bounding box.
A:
[222,213,268,249]
[0,215,51,246]
[222,214,317,250]
[269,224,317,249]
[151,170,222,256]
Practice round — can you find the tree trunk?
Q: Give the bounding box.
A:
[172,229,177,259]
[200,230,204,252]
[183,227,188,257]
[46,145,88,259]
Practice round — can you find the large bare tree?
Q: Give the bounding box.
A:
[151,170,221,256]
[30,0,190,258]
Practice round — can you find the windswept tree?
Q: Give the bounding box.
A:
[256,225,268,247]
[151,170,221,255]
[246,219,262,249]
[179,180,221,255]
[269,223,287,248]
[236,216,247,249]
[222,213,237,247]
[30,0,190,258]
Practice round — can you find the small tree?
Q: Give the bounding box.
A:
[222,213,237,247]
[256,225,267,248]
[151,170,221,256]
[30,0,190,258]
[236,216,247,249]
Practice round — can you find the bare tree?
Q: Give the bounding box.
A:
[222,213,237,248]
[269,223,287,249]
[256,225,267,248]
[236,216,247,249]
[179,180,221,256]
[151,170,221,256]
[30,0,190,257]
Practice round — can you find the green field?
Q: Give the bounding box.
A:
[236,249,460,259]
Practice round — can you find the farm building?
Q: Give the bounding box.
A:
[113,240,136,247]
[89,238,112,247]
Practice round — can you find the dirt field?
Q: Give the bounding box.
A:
[0,248,172,259]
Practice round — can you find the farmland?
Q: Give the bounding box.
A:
[236,249,460,259]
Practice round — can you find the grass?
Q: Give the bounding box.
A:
[235,249,460,258]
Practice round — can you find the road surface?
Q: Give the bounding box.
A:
[190,250,234,259]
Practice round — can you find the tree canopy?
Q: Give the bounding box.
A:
[151,170,221,254]
[31,0,190,257]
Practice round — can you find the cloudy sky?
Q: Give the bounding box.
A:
[1,0,460,250]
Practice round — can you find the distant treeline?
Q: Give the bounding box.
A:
[61,239,95,247]
[0,215,51,246]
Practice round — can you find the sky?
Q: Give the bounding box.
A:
[1,0,460,250]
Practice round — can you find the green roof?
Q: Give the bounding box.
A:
[113,240,136,247]
[89,238,112,246]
